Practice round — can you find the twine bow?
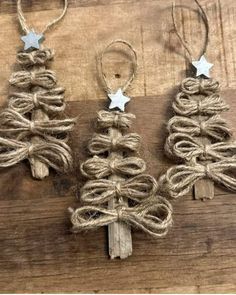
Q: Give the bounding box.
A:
[81,174,158,204]
[97,110,135,130]
[16,49,54,66]
[0,136,72,172]
[9,69,57,89]
[181,77,220,95]
[9,87,65,114]
[69,197,172,238]
[0,109,76,140]
[88,132,141,154]
[173,92,229,116]
[168,115,232,141]
[81,155,146,179]
[159,158,236,198]
[165,133,236,162]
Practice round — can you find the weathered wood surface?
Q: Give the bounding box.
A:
[0,0,235,293]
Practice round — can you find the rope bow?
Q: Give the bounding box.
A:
[81,155,146,179]
[0,109,76,140]
[96,110,135,129]
[159,158,236,198]
[81,174,158,204]
[69,197,173,238]
[181,77,219,95]
[9,69,57,89]
[9,87,65,114]
[88,132,141,154]
[173,92,229,116]
[167,115,232,141]
[165,133,236,162]
[16,48,54,66]
[0,136,72,172]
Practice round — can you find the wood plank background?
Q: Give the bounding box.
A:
[0,0,236,293]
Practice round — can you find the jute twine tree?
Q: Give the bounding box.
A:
[69,40,172,259]
[0,0,76,179]
[159,0,236,200]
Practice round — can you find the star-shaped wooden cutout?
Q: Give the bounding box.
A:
[21,31,44,51]
[108,88,130,112]
[192,55,214,78]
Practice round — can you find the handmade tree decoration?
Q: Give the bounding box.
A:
[159,0,236,200]
[69,40,173,259]
[0,0,76,179]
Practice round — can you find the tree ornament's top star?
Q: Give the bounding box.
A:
[21,31,44,51]
[192,55,214,78]
[108,88,130,112]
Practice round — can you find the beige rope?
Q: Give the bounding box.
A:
[173,92,229,116]
[159,159,236,198]
[172,0,209,61]
[0,108,76,140]
[80,174,158,204]
[165,133,236,162]
[88,132,141,154]
[17,0,68,35]
[81,155,146,179]
[9,69,57,89]
[100,39,138,94]
[167,115,232,141]
[181,77,219,95]
[69,197,173,238]
[0,136,72,172]
[17,49,54,66]
[96,110,136,130]
[9,88,65,114]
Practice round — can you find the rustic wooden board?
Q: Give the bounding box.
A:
[0,0,235,293]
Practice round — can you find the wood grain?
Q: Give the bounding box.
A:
[0,0,235,293]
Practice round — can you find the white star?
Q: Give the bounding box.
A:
[108,88,130,112]
[192,55,214,78]
[21,31,44,51]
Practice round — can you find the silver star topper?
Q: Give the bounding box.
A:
[108,88,130,112]
[192,55,213,78]
[21,30,44,51]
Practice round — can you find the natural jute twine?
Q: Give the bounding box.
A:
[70,41,172,239]
[159,1,236,199]
[0,0,76,178]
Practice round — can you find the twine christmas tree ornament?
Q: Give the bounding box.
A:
[0,0,76,179]
[69,40,173,259]
[159,0,236,200]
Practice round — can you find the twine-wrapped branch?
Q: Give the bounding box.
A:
[17,48,54,66]
[9,69,57,89]
[165,133,236,162]
[81,174,158,204]
[0,136,72,172]
[0,109,76,139]
[81,155,146,179]
[167,115,232,141]
[181,77,219,95]
[9,87,65,114]
[173,92,229,116]
[97,110,135,129]
[70,197,172,238]
[159,159,236,198]
[88,132,141,154]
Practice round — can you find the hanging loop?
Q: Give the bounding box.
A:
[100,39,138,94]
[17,0,68,35]
[171,0,209,62]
